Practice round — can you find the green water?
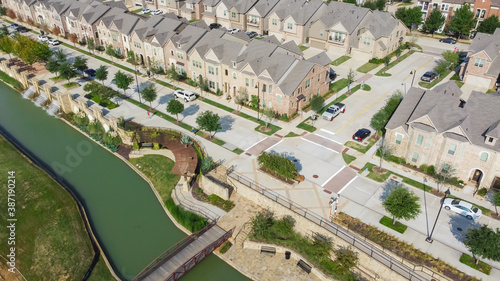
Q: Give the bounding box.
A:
[0,82,249,281]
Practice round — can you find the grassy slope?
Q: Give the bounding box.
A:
[0,136,113,280]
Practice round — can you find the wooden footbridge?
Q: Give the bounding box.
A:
[133,222,233,281]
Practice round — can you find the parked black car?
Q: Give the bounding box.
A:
[84,69,96,77]
[329,69,337,82]
[246,31,258,38]
[420,71,438,82]
[209,23,221,30]
[17,26,27,32]
[353,129,371,142]
[439,37,456,44]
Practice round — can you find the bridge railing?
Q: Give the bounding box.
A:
[133,222,216,281]
[226,170,449,281]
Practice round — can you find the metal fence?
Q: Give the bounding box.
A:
[227,171,447,281]
[173,185,220,222]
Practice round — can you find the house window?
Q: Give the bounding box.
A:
[154,48,157,56]
[480,152,489,162]
[320,29,323,36]
[269,85,272,92]
[177,52,183,59]
[224,10,227,16]
[251,79,254,87]
[225,69,228,76]
[277,95,281,104]
[272,19,277,26]
[287,23,293,30]
[474,59,485,67]
[232,12,236,18]
[208,66,214,75]
[475,9,481,18]
[245,78,249,86]
[411,152,419,162]
[448,144,456,155]
[262,100,266,108]
[262,84,266,92]
[441,4,449,11]
[330,32,345,43]
[305,79,311,89]
[112,35,117,41]
[318,73,321,82]
[233,72,237,79]
[248,15,259,25]
[395,134,403,144]
[416,135,423,146]
[170,50,174,55]
[480,10,486,19]
[363,38,371,45]
[441,163,450,173]
[209,81,215,89]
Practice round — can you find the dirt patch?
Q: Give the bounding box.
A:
[116,145,132,159]
[258,126,271,133]
[372,166,386,174]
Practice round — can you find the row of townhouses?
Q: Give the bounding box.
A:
[417,0,500,32]
[3,0,406,116]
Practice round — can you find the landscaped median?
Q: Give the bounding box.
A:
[375,51,415,77]
[331,55,351,66]
[344,135,378,154]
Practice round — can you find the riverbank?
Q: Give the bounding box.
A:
[0,134,113,281]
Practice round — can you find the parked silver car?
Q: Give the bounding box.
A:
[443,198,482,220]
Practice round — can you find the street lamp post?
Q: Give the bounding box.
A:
[255,82,260,121]
[423,178,430,238]
[401,82,406,95]
[409,69,417,88]
[134,64,141,103]
[426,188,451,243]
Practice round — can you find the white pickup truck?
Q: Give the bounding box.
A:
[321,102,345,121]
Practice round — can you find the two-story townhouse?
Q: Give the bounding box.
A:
[309,2,407,60]
[16,0,37,22]
[226,0,259,30]
[78,4,114,44]
[461,28,500,90]
[157,0,185,14]
[213,0,238,29]
[164,25,207,75]
[473,0,500,28]
[62,1,92,39]
[385,81,500,190]
[244,0,281,36]
[200,0,221,24]
[97,11,142,55]
[268,0,326,45]
[179,0,205,21]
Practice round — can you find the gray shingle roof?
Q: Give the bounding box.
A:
[386,81,500,152]
[252,0,281,17]
[233,0,259,14]
[306,51,331,66]
[318,1,369,33]
[273,0,324,25]
[469,29,500,77]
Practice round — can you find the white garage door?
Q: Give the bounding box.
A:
[465,75,491,88]
[350,50,372,62]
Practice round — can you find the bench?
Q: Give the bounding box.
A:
[141,143,153,148]
[297,259,312,274]
[260,246,276,255]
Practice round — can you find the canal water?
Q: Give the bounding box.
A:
[0,81,249,281]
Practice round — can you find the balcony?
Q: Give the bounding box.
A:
[247,19,260,27]
[328,37,345,44]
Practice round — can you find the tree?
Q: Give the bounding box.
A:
[167,64,180,80]
[362,0,385,11]
[463,225,500,265]
[434,59,450,76]
[423,9,446,36]
[347,68,355,92]
[435,163,456,192]
[0,26,8,38]
[87,37,95,54]
[0,37,14,59]
[52,26,61,37]
[334,246,359,274]
[95,65,108,85]
[33,41,52,62]
[0,6,6,16]
[395,47,402,61]
[477,15,500,34]
[493,191,500,215]
[262,107,276,129]
[46,58,60,77]
[166,99,185,122]
[371,90,403,134]
[377,139,393,170]
[106,44,116,63]
[383,184,421,225]
[114,71,133,97]
[58,62,77,83]
[448,4,476,38]
[196,110,222,138]
[395,7,423,31]
[54,49,66,63]
[442,50,459,70]
[310,94,325,116]
[68,33,78,47]
[73,56,88,77]
[234,87,247,112]
[141,84,157,108]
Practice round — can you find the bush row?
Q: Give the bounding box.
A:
[257,151,298,180]
[165,198,208,232]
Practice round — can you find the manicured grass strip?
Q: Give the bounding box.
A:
[299,45,309,51]
[132,8,143,13]
[0,69,24,90]
[211,138,226,146]
[0,136,114,280]
[418,70,451,89]
[233,148,244,155]
[62,42,136,73]
[454,81,464,88]
[62,82,78,88]
[344,137,377,154]
[219,241,232,254]
[201,98,235,113]
[296,120,316,132]
[359,162,392,182]
[284,132,300,138]
[375,51,414,77]
[254,123,281,135]
[331,55,351,66]
[379,216,407,234]
[357,62,380,73]
[350,84,371,94]
[459,254,491,275]
[486,89,496,94]
[156,79,176,90]
[330,78,348,93]
[50,76,64,82]
[342,152,356,165]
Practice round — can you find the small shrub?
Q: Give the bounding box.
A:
[133,141,139,150]
[89,134,102,141]
[257,151,298,180]
[219,241,232,254]
[477,188,488,196]
[216,89,223,96]
[87,121,104,135]
[95,46,105,52]
[151,131,160,138]
[201,156,215,174]
[280,113,289,122]
[102,131,122,146]
[153,142,160,150]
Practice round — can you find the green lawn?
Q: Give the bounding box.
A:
[350,84,371,94]
[454,81,464,88]
[84,93,119,110]
[357,62,380,73]
[296,119,317,132]
[131,8,143,13]
[284,132,300,138]
[375,51,414,77]
[62,42,136,73]
[342,152,356,165]
[156,79,176,90]
[486,89,496,94]
[459,254,492,275]
[379,216,407,234]
[211,138,226,146]
[330,78,348,93]
[299,45,309,51]
[0,136,114,281]
[344,137,377,154]
[359,162,392,182]
[331,56,351,66]
[0,69,24,90]
[62,82,78,88]
[50,76,64,82]
[233,148,244,155]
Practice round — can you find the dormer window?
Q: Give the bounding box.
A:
[486,136,497,146]
[459,99,466,108]
[232,62,236,68]
[177,43,181,48]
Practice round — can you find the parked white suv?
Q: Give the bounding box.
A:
[173,90,196,102]
[37,35,48,42]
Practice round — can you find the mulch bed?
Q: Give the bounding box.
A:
[116,145,132,160]
[259,168,295,185]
